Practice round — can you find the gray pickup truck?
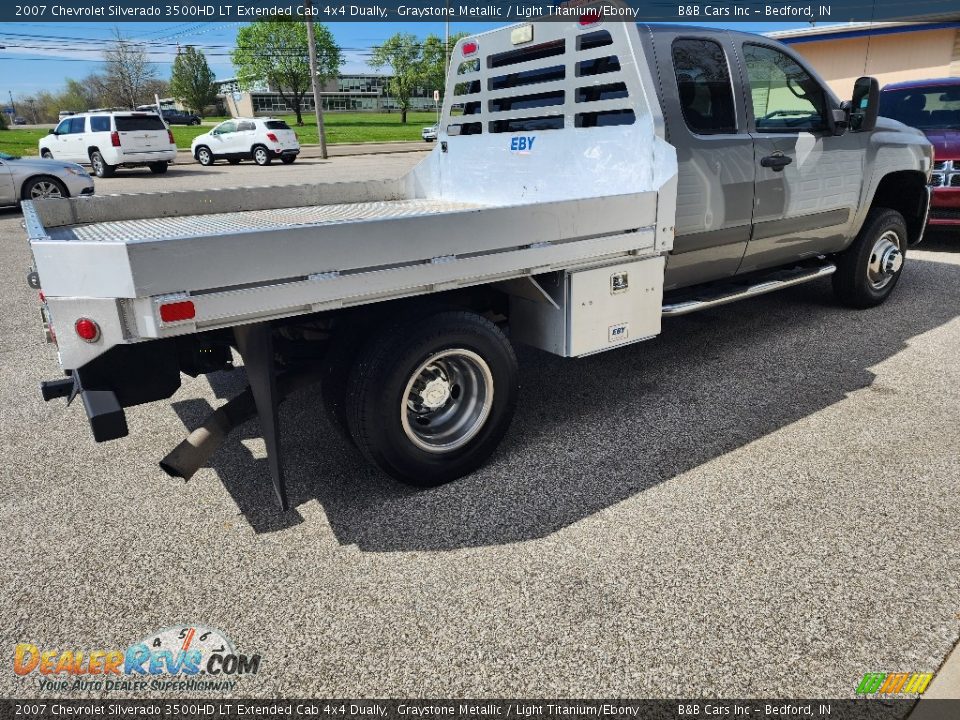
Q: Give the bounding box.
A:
[24,20,932,509]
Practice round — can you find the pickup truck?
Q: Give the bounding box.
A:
[23,20,932,510]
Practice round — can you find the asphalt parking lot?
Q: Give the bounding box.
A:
[1,153,958,700]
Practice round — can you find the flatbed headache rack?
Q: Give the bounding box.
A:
[25,18,678,508]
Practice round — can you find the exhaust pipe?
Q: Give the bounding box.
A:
[159,371,321,481]
[160,389,256,480]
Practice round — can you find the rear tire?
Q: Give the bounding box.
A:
[148,162,168,174]
[90,150,115,178]
[253,145,271,166]
[345,310,519,487]
[195,146,214,166]
[833,207,907,308]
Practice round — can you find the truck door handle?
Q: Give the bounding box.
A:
[760,153,793,171]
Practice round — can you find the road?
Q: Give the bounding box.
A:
[1,154,958,700]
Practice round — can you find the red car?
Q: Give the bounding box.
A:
[880,78,960,227]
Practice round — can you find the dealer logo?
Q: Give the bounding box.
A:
[14,625,261,692]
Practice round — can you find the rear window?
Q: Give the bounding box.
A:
[264,120,291,130]
[115,115,166,132]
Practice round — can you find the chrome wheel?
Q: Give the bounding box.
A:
[254,147,268,165]
[867,230,903,291]
[29,180,64,199]
[91,154,103,175]
[400,349,494,454]
[197,148,212,165]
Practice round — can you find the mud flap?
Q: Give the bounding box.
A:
[233,322,289,510]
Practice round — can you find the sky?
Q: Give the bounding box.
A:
[0,21,810,100]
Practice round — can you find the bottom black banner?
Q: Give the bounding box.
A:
[2,699,958,720]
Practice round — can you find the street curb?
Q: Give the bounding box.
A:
[173,140,429,161]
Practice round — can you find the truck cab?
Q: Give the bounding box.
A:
[638,25,931,290]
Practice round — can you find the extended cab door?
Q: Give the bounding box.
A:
[737,41,864,273]
[647,31,756,291]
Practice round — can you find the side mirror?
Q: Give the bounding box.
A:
[47,128,56,135]
[851,76,880,132]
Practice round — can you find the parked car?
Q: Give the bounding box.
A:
[161,109,202,126]
[13,117,27,126]
[191,118,300,166]
[422,125,438,142]
[38,111,177,178]
[880,78,960,227]
[0,151,93,206]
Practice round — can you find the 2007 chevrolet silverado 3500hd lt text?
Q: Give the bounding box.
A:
[24,21,932,509]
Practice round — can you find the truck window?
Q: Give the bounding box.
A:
[54,119,72,135]
[67,117,86,134]
[671,38,737,135]
[743,43,826,132]
[90,116,111,132]
[237,121,256,132]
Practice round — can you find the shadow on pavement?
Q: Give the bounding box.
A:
[169,254,960,548]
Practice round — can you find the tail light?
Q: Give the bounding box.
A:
[110,131,121,147]
[266,132,279,143]
[579,12,601,26]
[75,317,100,343]
[462,41,478,56]
[159,300,196,323]
[167,129,175,144]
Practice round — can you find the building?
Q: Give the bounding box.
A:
[218,74,437,117]
[769,21,960,97]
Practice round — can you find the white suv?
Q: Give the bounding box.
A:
[39,111,177,177]
[191,118,300,166]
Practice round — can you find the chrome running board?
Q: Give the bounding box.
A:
[662,262,837,317]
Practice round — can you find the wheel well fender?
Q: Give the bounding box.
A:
[866,171,929,245]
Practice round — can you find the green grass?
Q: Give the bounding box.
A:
[0,112,439,156]
[0,129,48,156]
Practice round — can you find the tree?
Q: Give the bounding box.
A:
[368,33,422,124]
[102,30,157,108]
[231,20,342,126]
[170,46,217,116]
[419,32,469,103]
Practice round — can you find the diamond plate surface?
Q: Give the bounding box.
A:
[48,199,485,243]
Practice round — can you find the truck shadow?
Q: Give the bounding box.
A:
[170,254,960,547]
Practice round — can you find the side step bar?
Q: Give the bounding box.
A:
[662,263,836,318]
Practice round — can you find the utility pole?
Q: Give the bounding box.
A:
[304,0,328,159]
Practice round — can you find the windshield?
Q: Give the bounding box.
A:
[0,152,18,160]
[879,86,960,129]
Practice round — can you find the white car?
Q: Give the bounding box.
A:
[39,111,177,178]
[191,118,300,166]
[422,125,438,142]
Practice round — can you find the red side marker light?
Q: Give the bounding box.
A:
[579,12,601,26]
[462,41,478,57]
[159,300,196,323]
[75,317,100,343]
